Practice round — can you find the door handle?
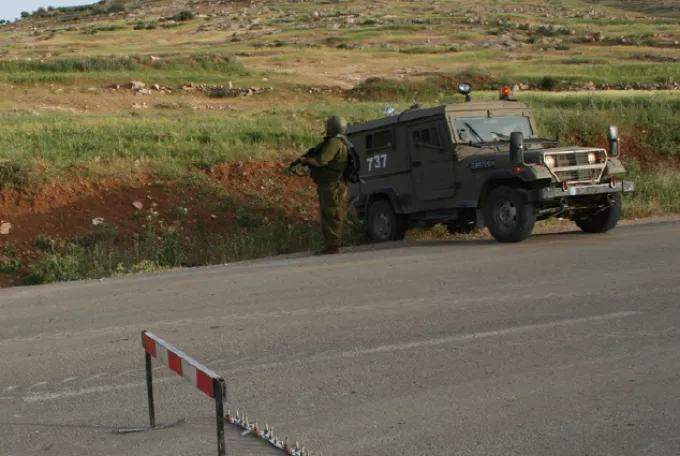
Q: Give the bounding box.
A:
[412,161,422,167]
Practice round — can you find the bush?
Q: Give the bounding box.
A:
[25,252,83,284]
[540,76,557,91]
[107,3,127,13]
[35,234,56,252]
[0,255,21,274]
[173,10,195,21]
[0,160,32,189]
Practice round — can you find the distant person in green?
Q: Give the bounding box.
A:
[293,115,349,255]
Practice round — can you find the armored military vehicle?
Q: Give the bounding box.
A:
[345,83,636,243]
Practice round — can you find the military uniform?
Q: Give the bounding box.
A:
[310,136,348,252]
[296,116,349,255]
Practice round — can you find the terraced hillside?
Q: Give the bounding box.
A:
[585,0,680,17]
[0,0,679,287]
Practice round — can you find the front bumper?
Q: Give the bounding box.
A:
[529,180,636,202]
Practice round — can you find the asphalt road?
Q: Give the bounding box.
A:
[2,221,680,456]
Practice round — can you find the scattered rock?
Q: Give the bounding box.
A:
[130,81,146,90]
[92,217,104,225]
[513,80,680,92]
[133,201,144,210]
[194,83,274,98]
[155,102,182,109]
[0,222,11,235]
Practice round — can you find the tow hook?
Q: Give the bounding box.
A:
[606,194,616,204]
[560,198,569,210]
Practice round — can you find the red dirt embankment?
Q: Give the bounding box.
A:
[0,160,319,287]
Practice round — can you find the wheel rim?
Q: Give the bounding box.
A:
[494,200,517,230]
[372,212,392,240]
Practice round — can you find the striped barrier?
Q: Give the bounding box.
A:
[141,330,227,456]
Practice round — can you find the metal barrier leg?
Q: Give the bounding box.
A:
[214,378,226,456]
[145,351,156,429]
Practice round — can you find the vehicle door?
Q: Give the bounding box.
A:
[407,120,456,201]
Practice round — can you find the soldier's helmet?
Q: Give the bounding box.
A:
[326,115,348,136]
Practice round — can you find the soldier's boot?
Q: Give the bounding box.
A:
[314,245,340,256]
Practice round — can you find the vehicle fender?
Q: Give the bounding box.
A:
[605,157,626,175]
[478,172,533,207]
[366,188,404,214]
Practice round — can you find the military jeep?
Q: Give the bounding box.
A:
[345,83,636,243]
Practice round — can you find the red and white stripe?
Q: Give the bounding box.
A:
[142,331,223,399]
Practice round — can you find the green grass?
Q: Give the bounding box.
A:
[0,109,318,178]
[0,54,250,85]
[1,91,679,181]
[623,164,680,217]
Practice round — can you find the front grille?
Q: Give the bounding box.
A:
[554,153,590,167]
[546,150,606,184]
[554,168,600,182]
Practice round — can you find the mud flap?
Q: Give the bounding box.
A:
[473,208,485,230]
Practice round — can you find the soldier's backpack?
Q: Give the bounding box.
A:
[336,135,361,184]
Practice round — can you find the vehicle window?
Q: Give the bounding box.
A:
[412,126,441,148]
[453,115,533,142]
[366,129,392,151]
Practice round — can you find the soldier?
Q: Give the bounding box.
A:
[293,115,349,255]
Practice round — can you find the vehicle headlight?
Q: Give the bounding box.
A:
[588,152,597,164]
[544,155,556,167]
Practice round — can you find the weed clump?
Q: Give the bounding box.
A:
[172,10,195,22]
[0,160,32,189]
[0,246,20,274]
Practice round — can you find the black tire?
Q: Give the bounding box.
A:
[483,185,536,242]
[575,192,622,233]
[366,199,407,242]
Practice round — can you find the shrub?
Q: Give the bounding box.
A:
[0,245,20,274]
[25,252,83,284]
[173,10,195,21]
[0,257,21,274]
[540,76,557,91]
[0,160,31,189]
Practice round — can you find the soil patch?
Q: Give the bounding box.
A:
[0,160,320,287]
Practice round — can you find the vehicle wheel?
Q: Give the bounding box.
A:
[366,199,407,242]
[575,192,622,233]
[483,185,536,242]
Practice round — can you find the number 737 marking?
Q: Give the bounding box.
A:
[366,154,387,172]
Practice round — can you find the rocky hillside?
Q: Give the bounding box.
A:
[585,0,680,16]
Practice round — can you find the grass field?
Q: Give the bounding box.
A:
[1,0,679,286]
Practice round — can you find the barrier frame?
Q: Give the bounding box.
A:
[141,330,227,456]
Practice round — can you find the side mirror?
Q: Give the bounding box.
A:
[607,125,620,157]
[510,132,524,165]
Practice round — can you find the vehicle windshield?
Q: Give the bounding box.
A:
[453,115,534,143]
